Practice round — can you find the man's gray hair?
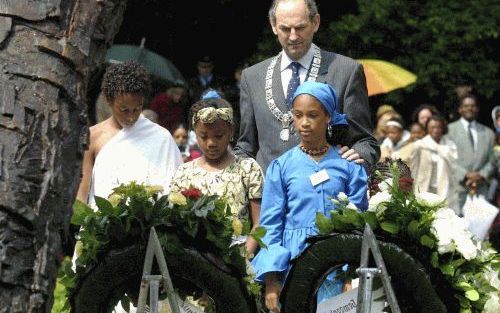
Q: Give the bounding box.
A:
[269,0,319,25]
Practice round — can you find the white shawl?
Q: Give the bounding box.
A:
[412,135,459,212]
[88,116,182,208]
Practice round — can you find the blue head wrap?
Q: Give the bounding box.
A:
[292,81,348,126]
[201,89,221,100]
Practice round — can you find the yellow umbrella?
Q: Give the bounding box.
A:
[358,59,417,96]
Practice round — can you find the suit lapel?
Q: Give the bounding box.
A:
[451,123,474,166]
[272,54,289,112]
[316,50,331,83]
[456,123,468,148]
[475,124,486,154]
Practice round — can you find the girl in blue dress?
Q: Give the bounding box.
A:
[252,81,368,313]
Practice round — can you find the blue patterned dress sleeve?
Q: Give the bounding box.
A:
[251,159,291,282]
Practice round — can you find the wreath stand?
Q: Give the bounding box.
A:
[137,227,181,313]
[356,224,401,313]
[135,225,402,313]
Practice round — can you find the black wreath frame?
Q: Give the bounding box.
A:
[280,233,459,313]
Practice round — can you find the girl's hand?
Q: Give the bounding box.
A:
[265,274,281,313]
[343,279,352,292]
[245,236,258,257]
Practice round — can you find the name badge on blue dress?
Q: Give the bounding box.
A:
[310,169,330,186]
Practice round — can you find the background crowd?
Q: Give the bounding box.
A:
[93,53,500,214]
[85,57,500,313]
[377,94,498,213]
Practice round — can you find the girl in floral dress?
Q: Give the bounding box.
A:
[170,95,263,255]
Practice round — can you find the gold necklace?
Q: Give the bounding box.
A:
[265,44,322,141]
[299,144,329,156]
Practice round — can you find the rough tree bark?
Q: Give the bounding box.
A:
[0,1,127,312]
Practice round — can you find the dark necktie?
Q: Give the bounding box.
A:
[286,62,301,107]
[468,124,475,151]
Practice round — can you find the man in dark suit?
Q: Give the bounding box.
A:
[187,56,225,103]
[234,0,379,174]
[446,94,495,210]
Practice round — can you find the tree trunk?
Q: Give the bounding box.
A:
[0,1,127,312]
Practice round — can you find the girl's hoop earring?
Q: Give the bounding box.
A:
[327,124,333,138]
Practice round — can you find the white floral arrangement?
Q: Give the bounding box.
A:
[316,162,499,313]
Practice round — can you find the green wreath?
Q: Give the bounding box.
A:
[55,182,265,313]
[70,240,255,313]
[310,160,499,313]
[281,233,454,313]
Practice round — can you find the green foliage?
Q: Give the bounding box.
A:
[420,234,435,249]
[321,0,500,107]
[250,226,267,250]
[315,211,334,234]
[315,161,500,313]
[379,221,399,234]
[52,257,73,313]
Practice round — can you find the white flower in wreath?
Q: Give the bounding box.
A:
[337,192,349,203]
[431,208,477,260]
[483,266,500,290]
[378,178,393,192]
[430,215,455,254]
[483,291,500,313]
[346,203,358,211]
[454,232,477,260]
[415,192,446,208]
[431,208,459,253]
[331,198,340,205]
[433,207,457,221]
[368,190,391,217]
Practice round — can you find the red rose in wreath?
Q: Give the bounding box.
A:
[399,177,414,192]
[181,188,202,200]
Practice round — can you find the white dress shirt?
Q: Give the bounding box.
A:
[280,45,315,98]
